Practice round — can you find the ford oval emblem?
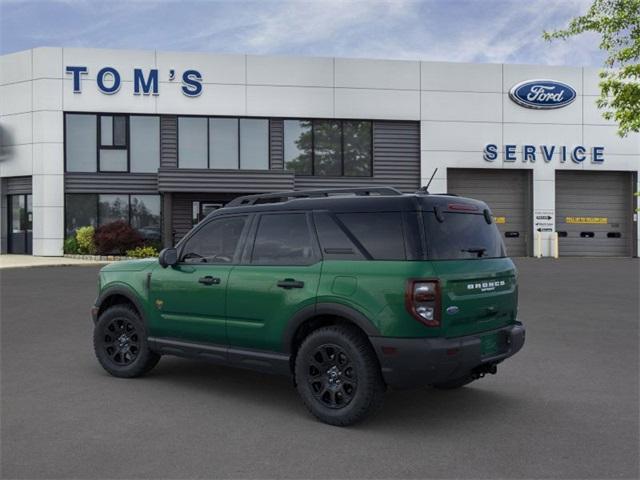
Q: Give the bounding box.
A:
[509,79,577,109]
[446,306,460,315]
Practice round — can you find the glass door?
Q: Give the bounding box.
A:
[8,194,32,254]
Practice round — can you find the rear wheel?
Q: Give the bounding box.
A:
[295,325,385,426]
[93,305,160,378]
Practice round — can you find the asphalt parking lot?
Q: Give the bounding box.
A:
[1,258,638,479]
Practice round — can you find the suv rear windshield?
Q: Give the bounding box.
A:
[423,211,506,260]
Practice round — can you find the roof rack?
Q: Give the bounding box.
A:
[225,187,403,208]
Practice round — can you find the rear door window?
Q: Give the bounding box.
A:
[423,211,505,260]
[251,213,316,265]
[336,212,406,260]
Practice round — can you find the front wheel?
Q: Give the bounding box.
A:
[93,305,160,378]
[294,325,385,426]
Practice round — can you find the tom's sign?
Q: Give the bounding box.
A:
[509,79,576,109]
[65,66,203,97]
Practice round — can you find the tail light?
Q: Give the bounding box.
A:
[405,279,441,327]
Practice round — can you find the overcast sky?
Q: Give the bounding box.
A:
[0,0,604,66]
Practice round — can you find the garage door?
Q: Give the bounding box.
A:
[556,171,634,257]
[448,169,531,257]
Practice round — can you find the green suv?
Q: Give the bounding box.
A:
[92,187,525,426]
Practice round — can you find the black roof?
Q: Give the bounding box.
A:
[210,187,490,217]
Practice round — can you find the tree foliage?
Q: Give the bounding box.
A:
[543,0,640,136]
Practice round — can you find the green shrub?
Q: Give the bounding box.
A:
[76,226,97,255]
[63,236,79,254]
[125,245,159,259]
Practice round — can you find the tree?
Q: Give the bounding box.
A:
[543,0,640,136]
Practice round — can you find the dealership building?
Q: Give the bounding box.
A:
[0,47,638,257]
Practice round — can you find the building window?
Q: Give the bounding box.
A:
[240,118,269,170]
[209,118,238,169]
[130,116,160,173]
[284,119,372,177]
[99,115,128,172]
[178,117,208,168]
[65,113,159,173]
[131,195,161,243]
[65,114,97,172]
[65,193,97,236]
[65,193,161,246]
[284,120,312,175]
[178,116,269,170]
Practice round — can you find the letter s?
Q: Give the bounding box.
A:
[483,144,498,162]
[181,70,203,97]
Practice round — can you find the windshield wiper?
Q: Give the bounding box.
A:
[461,248,487,258]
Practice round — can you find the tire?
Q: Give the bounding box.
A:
[432,375,474,390]
[294,325,385,426]
[93,304,160,378]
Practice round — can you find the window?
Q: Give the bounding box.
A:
[65,114,97,172]
[99,115,128,172]
[98,195,129,225]
[252,213,315,265]
[65,194,97,236]
[337,212,406,260]
[314,120,342,176]
[284,120,312,174]
[240,119,269,170]
[181,216,247,264]
[423,212,505,260]
[192,201,223,226]
[130,116,160,173]
[131,195,161,243]
[178,116,269,170]
[178,117,208,168]
[65,113,160,173]
[313,212,364,260]
[210,118,239,169]
[343,121,372,176]
[65,193,162,243]
[284,119,372,177]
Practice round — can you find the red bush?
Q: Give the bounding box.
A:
[94,220,143,255]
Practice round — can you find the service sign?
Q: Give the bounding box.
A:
[534,210,554,232]
[509,79,577,109]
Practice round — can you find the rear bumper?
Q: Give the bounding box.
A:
[370,322,525,389]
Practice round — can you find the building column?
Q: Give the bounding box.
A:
[532,168,555,257]
[162,192,173,248]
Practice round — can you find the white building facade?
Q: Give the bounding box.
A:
[1,47,638,257]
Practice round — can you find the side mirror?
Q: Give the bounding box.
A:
[158,247,178,268]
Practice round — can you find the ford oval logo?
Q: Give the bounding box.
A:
[509,79,577,109]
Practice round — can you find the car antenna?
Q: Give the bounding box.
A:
[416,168,438,194]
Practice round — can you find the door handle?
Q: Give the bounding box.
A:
[198,276,221,286]
[277,278,305,289]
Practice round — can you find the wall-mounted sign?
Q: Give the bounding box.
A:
[483,144,604,164]
[565,217,608,224]
[534,210,554,232]
[493,216,506,224]
[509,79,577,109]
[65,66,203,97]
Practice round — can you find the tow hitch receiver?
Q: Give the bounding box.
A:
[472,363,498,379]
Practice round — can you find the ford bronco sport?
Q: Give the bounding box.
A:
[92,187,525,426]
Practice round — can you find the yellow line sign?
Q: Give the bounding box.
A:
[565,217,608,225]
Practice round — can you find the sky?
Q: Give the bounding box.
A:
[0,0,604,66]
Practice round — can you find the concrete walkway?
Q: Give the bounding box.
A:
[0,254,107,269]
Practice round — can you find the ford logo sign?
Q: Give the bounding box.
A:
[509,79,577,109]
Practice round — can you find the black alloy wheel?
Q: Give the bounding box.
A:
[307,344,358,409]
